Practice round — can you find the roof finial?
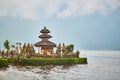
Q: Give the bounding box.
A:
[44,26,46,29]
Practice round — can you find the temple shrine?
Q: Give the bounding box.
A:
[0,26,80,58]
[34,27,56,55]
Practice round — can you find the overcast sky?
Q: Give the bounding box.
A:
[0,0,120,50]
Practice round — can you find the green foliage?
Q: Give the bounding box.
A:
[54,58,75,65]
[7,58,17,64]
[0,58,8,67]
[78,58,87,64]
[4,39,10,51]
[0,58,87,67]
[11,45,15,48]
[19,43,22,46]
[21,58,87,66]
[66,44,74,53]
[16,42,19,45]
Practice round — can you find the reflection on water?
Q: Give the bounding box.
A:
[0,51,120,80]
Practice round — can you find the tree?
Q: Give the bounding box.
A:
[16,42,19,46]
[66,44,74,53]
[4,39,10,51]
[19,42,22,53]
[19,42,21,47]
[16,42,22,53]
[11,45,15,50]
[16,42,19,53]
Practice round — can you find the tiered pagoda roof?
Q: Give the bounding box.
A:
[34,27,56,47]
[40,27,50,33]
[34,41,56,47]
[39,35,52,38]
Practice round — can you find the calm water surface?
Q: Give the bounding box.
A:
[0,51,120,80]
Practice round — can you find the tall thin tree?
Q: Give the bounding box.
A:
[4,39,10,51]
[16,42,19,53]
[4,39,10,57]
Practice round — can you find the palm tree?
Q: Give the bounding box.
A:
[11,45,15,50]
[16,42,19,53]
[11,45,15,56]
[16,42,19,46]
[19,42,22,53]
[19,43,21,47]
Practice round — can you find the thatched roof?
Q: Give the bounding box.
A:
[40,27,50,33]
[39,35,52,38]
[34,41,56,47]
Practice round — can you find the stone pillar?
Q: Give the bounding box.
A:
[38,47,40,53]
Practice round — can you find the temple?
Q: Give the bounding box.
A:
[34,27,56,55]
[0,26,80,58]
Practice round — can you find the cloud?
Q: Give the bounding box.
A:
[58,0,120,17]
[0,0,120,19]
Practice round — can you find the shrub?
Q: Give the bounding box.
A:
[54,58,75,65]
[7,58,17,64]
[21,58,87,66]
[78,58,87,64]
[0,58,8,68]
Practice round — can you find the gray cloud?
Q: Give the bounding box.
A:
[0,0,120,19]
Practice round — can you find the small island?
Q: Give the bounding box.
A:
[0,27,87,68]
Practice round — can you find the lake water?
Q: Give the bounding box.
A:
[0,51,120,80]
